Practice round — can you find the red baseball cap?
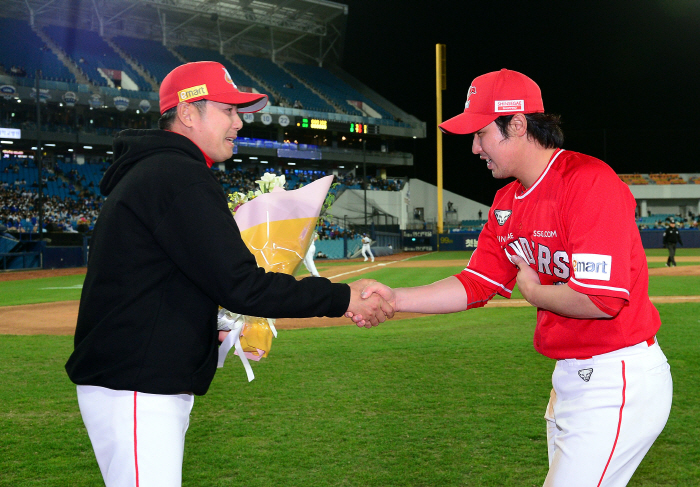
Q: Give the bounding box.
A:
[439,69,544,135]
[159,61,268,114]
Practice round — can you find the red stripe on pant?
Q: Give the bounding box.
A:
[133,391,140,487]
[597,361,626,487]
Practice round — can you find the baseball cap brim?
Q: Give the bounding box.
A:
[205,91,268,113]
[439,111,498,135]
[160,91,268,114]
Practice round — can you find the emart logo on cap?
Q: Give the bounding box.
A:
[572,253,612,281]
[178,84,208,101]
[495,99,524,112]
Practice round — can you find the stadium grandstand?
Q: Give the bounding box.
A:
[1,1,699,270]
[0,0,432,269]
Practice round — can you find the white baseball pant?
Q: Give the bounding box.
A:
[361,244,374,262]
[77,385,195,487]
[303,242,320,277]
[543,337,672,487]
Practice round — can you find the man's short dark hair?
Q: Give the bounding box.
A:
[494,113,564,149]
[158,100,208,130]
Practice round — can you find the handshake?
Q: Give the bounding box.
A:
[345,279,395,328]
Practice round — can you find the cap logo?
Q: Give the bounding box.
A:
[178,84,208,101]
[495,100,524,112]
[223,68,237,89]
[465,86,477,109]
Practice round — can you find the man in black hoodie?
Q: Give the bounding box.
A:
[66,61,392,487]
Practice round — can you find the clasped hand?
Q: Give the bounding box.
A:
[346,279,396,328]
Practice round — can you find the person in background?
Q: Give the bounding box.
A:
[361,233,374,262]
[303,232,321,277]
[662,219,683,267]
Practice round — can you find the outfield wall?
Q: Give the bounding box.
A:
[405,230,700,252]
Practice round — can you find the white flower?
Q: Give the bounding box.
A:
[255,172,286,193]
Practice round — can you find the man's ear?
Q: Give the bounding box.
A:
[509,113,528,138]
[176,102,196,128]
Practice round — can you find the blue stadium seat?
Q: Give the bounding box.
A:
[43,25,151,91]
[284,62,396,120]
[174,46,275,105]
[0,17,76,83]
[234,55,333,112]
[112,36,182,84]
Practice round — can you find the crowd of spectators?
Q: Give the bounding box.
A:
[339,173,404,191]
[0,185,103,235]
[316,218,360,241]
[212,167,261,194]
[637,213,699,230]
[1,157,402,239]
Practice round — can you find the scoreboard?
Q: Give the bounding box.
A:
[402,230,435,251]
[296,118,379,134]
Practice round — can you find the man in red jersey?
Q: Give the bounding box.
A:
[354,69,672,487]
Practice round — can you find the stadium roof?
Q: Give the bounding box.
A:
[6,0,349,65]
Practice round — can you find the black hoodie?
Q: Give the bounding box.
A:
[66,130,350,395]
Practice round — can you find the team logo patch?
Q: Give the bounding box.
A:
[572,253,612,281]
[178,84,208,101]
[494,209,512,226]
[578,368,593,382]
[465,86,477,109]
[223,68,237,89]
[494,99,524,112]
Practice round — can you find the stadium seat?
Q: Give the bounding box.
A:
[0,17,76,83]
[174,46,275,105]
[43,25,151,92]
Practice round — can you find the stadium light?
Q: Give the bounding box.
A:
[233,158,242,162]
[288,162,296,166]
[83,146,93,149]
[249,157,258,160]
[68,149,74,152]
[339,165,345,168]
[106,151,113,155]
[260,161,268,164]
[1,141,13,144]
[45,143,56,147]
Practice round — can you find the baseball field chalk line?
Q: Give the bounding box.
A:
[328,253,430,280]
[40,285,84,290]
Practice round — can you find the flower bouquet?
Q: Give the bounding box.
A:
[218,172,335,381]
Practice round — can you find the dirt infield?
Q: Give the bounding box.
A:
[1,252,699,336]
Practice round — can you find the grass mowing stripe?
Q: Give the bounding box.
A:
[410,250,473,261]
[1,304,698,486]
[0,275,85,307]
[647,275,700,296]
[0,265,697,308]
[339,266,466,288]
[647,262,699,268]
[644,248,700,257]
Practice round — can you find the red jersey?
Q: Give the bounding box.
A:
[461,149,660,359]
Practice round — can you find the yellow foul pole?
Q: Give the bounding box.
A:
[436,44,446,242]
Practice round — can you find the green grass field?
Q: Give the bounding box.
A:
[1,251,699,486]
